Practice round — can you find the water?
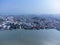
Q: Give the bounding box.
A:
[0,29,60,45]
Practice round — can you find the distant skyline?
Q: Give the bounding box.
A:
[0,0,60,15]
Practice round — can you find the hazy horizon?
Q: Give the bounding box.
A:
[0,0,60,15]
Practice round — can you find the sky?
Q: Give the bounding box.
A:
[0,0,60,15]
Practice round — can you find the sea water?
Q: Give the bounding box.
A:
[0,29,60,45]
